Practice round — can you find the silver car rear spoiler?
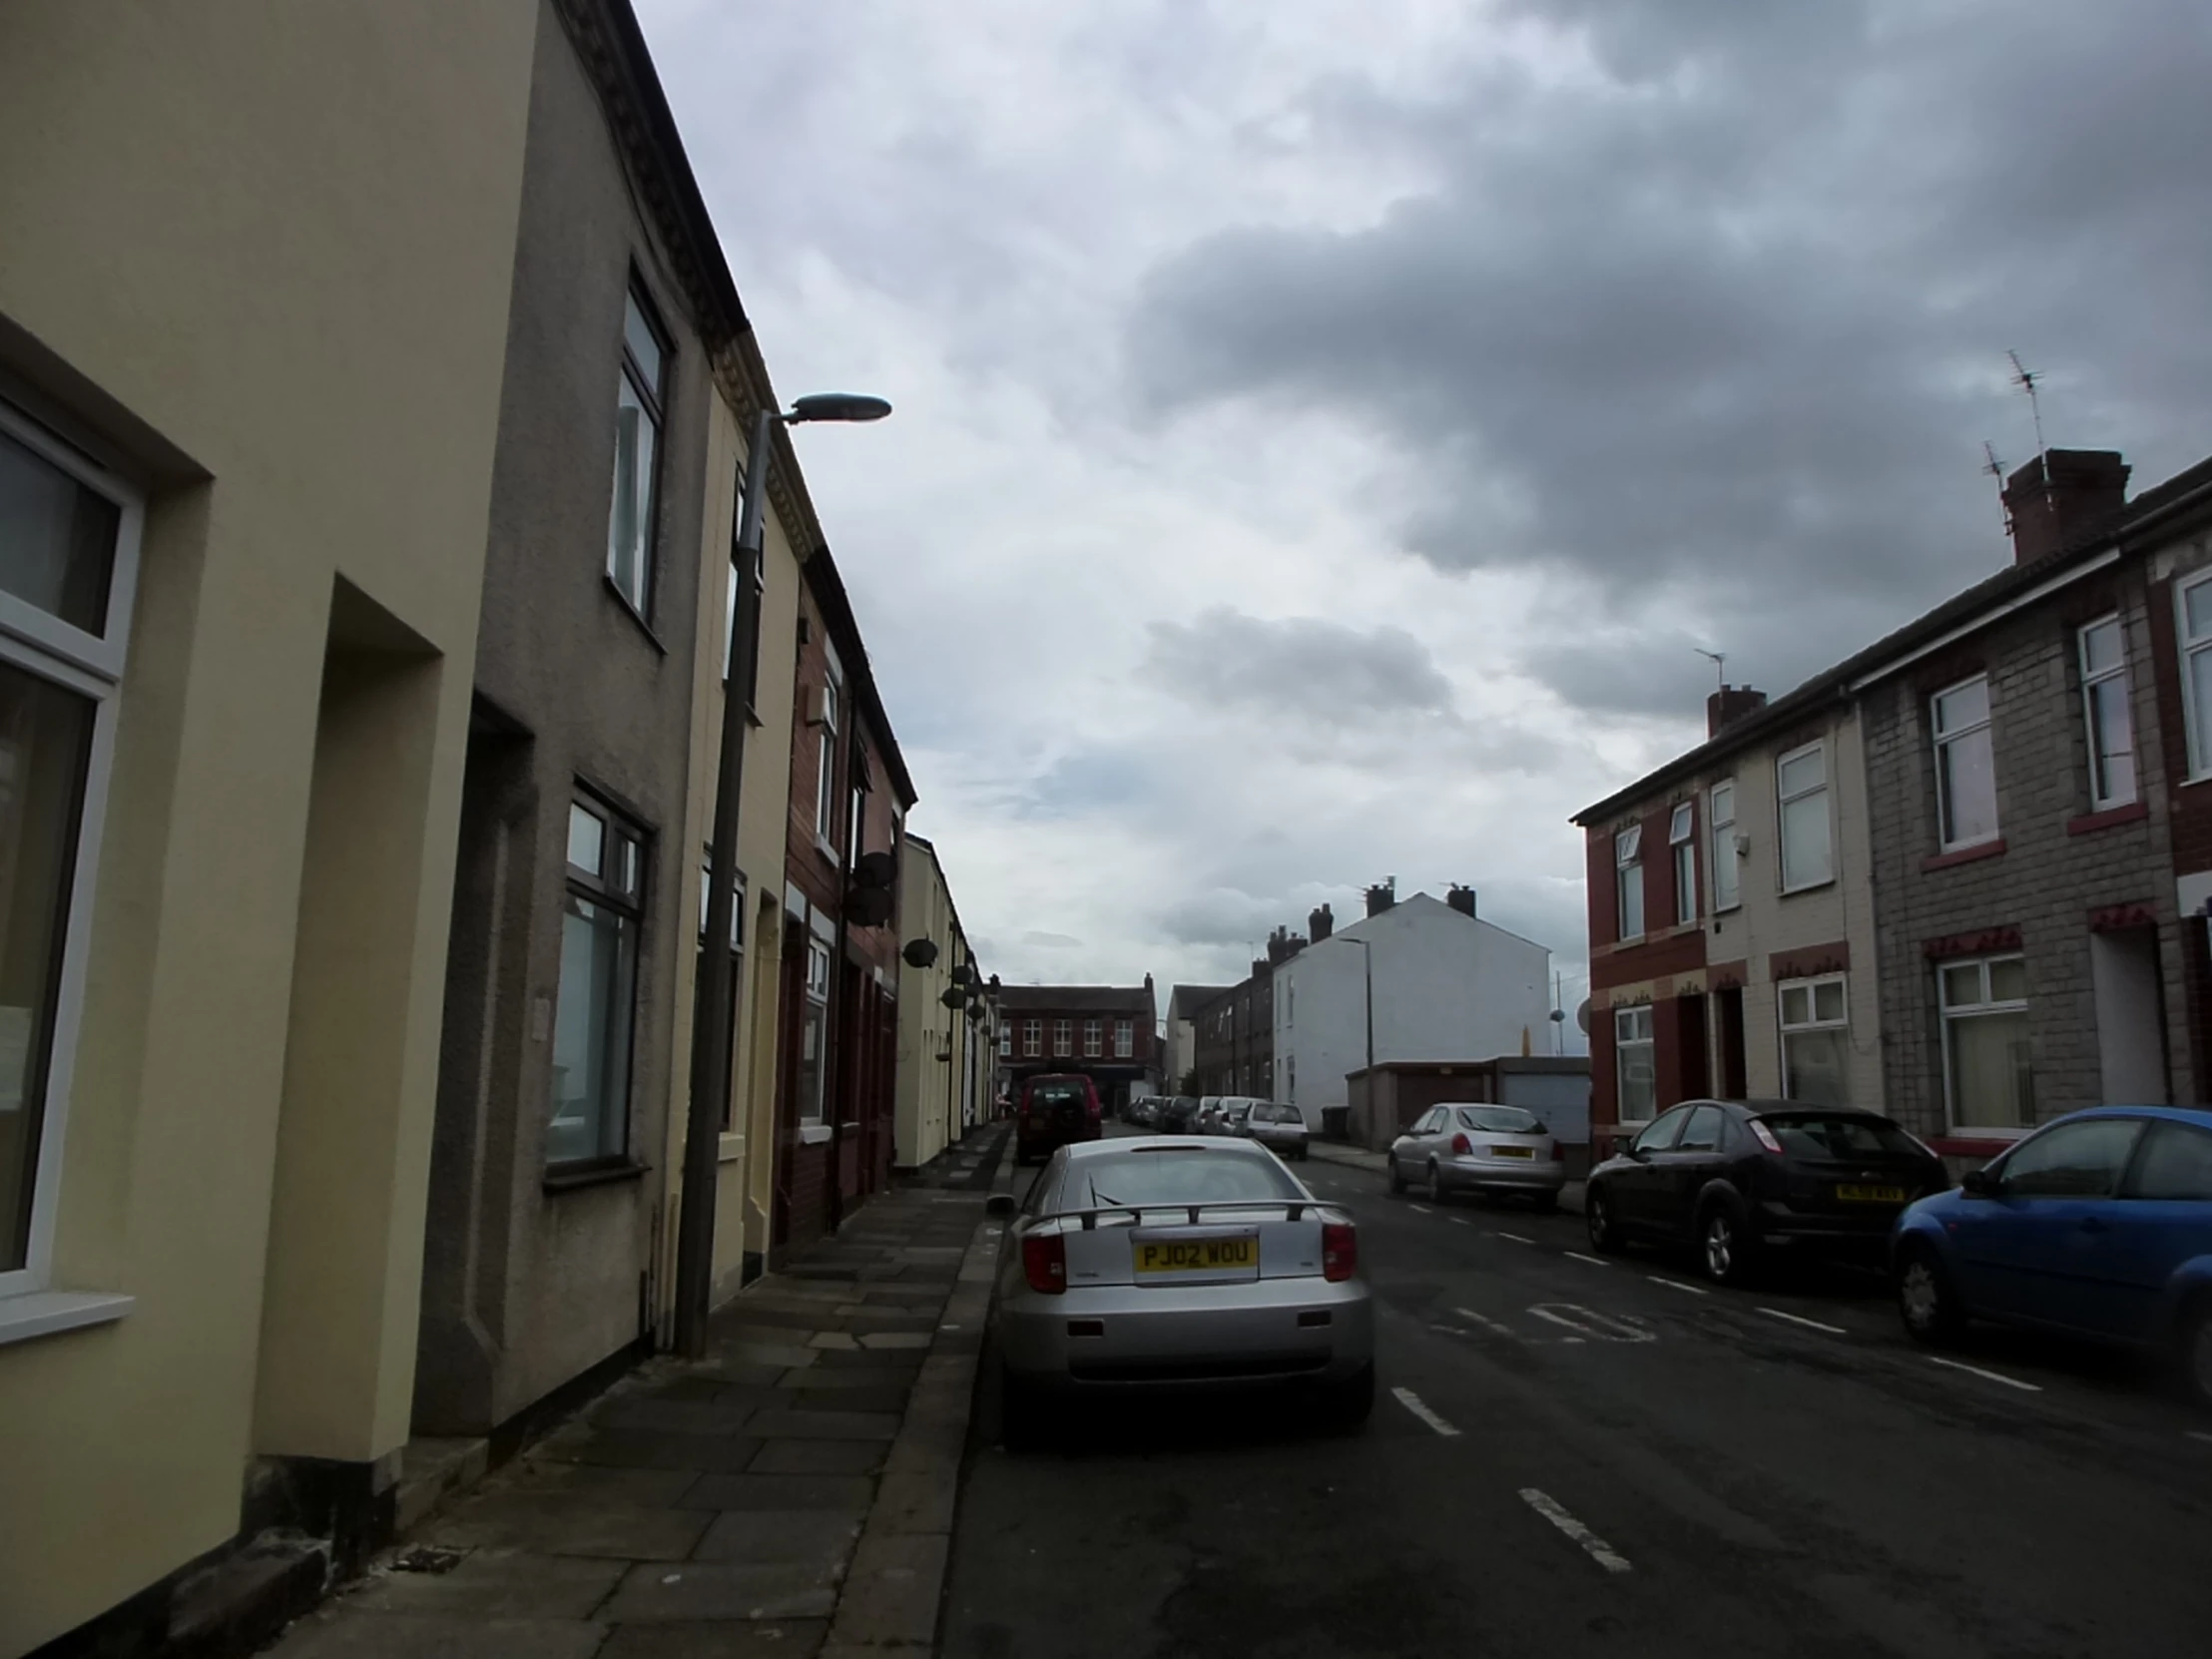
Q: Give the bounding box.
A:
[1034,1200,1326,1231]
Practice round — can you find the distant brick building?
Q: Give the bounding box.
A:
[997,979,1160,1110]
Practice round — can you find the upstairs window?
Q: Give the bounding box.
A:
[815,667,842,847]
[1023,1018,1041,1058]
[1614,825,1644,941]
[1669,802,1696,926]
[1709,781,1740,911]
[1053,1018,1072,1057]
[2177,573,2212,779]
[2078,617,2136,811]
[607,286,667,616]
[1777,743,1833,890]
[1083,1019,1102,1058]
[1114,1019,1133,1058]
[1932,677,1998,850]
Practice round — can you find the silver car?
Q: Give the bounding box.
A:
[1238,1101,1311,1161]
[1388,1103,1564,1209]
[1194,1095,1226,1134]
[988,1138,1374,1444]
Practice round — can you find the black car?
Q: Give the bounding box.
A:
[1155,1095,1200,1134]
[1584,1099,1947,1286]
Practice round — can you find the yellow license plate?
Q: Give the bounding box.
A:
[1836,1184,1908,1203]
[1490,1145,1534,1159]
[1134,1238,1258,1275]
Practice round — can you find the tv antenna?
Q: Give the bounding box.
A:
[2006,350,2048,457]
[1981,441,2012,537]
[1694,647,1726,693]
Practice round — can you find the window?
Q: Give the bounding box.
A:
[1631,1104,1691,1154]
[1676,1105,1724,1152]
[1996,1117,2141,1198]
[1615,1004,1655,1122]
[2177,573,2212,778]
[1778,976,1849,1106]
[846,781,865,869]
[1053,1019,1072,1057]
[1709,781,1739,911]
[2077,617,2135,811]
[550,796,645,1165]
[815,668,842,847]
[0,410,139,1291]
[1083,1019,1101,1058]
[1669,802,1696,925]
[2124,1121,2212,1201]
[998,1024,1012,1059]
[798,936,831,1126]
[1615,825,1644,940]
[1114,1019,1133,1058]
[1939,955,2031,1129]
[1776,743,1833,890]
[1023,1018,1041,1058]
[607,286,667,616]
[1931,677,1997,849]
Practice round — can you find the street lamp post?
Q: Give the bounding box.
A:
[675,391,890,1360]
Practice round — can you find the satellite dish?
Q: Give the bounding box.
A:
[1575,999,1591,1035]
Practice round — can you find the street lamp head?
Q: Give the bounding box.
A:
[787,392,892,425]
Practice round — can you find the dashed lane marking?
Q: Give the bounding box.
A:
[1391,1387,1461,1436]
[1563,1251,1612,1268]
[1408,1204,1432,1214]
[1648,1276,1709,1296]
[2189,1430,2212,1446]
[1449,1217,1471,1226]
[1451,1307,1521,1340]
[1528,1304,1656,1344]
[1925,1355,2042,1392]
[1520,1488,1632,1574]
[1495,1232,1535,1245]
[1755,1307,1848,1336]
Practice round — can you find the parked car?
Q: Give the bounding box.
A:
[987,1137,1374,1446]
[1157,1096,1200,1135]
[1016,1072,1103,1165]
[1585,1099,1947,1285]
[1238,1101,1311,1161]
[1219,1100,1255,1137]
[1389,1103,1565,1209]
[1892,1105,2212,1406]
[1126,1097,1158,1129]
[1194,1096,1226,1134]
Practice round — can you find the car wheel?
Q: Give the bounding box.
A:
[2178,1299,2212,1412]
[1896,1245,1965,1346]
[1000,1363,1050,1452]
[1319,1362,1376,1431]
[1426,1160,1448,1204]
[1387,1155,1407,1196]
[1586,1187,1622,1254]
[1698,1202,1758,1287]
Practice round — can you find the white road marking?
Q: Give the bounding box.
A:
[1408,1204,1432,1214]
[1496,1232,1534,1245]
[1391,1386,1461,1436]
[1449,1217,1471,1226]
[2189,1430,2212,1446]
[1926,1355,2042,1392]
[1563,1251,1612,1268]
[1648,1276,1709,1296]
[1451,1307,1521,1340]
[1528,1304,1656,1344]
[1755,1307,1848,1336]
[1519,1488,1632,1574]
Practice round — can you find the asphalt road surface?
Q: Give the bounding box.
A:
[940,1131,2212,1659]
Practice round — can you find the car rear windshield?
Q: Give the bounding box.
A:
[1029,1082,1086,1108]
[1070,1150,1301,1210]
[1455,1106,1542,1134]
[1252,1104,1301,1124]
[1763,1114,1922,1159]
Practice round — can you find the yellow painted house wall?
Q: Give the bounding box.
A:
[0,1,539,1650]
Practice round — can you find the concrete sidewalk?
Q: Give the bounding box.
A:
[262,1123,1009,1659]
[1308,1139,1586,1213]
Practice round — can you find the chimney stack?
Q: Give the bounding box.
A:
[1365,878,1396,918]
[1707,685,1768,739]
[1445,884,1476,917]
[2002,449,2129,565]
[1251,958,1268,981]
[1309,903,1334,941]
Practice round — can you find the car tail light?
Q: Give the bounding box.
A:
[1451,1132,1471,1155]
[1021,1232,1066,1295]
[1551,1140,1566,1162]
[1750,1119,1785,1155]
[1323,1222,1358,1282]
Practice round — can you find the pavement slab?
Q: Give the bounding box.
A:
[599,1560,841,1622]
[677,1473,878,1512]
[533,1427,764,1472]
[744,1408,901,1440]
[264,1613,609,1658]
[749,1438,890,1475]
[691,1510,864,1565]
[338,1552,625,1620]
[596,1621,830,1657]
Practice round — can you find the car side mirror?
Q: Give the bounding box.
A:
[1622,1143,1647,1161]
[1959,1168,1997,1198]
[985,1193,1017,1219]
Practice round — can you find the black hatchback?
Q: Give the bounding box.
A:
[1584,1099,1948,1286]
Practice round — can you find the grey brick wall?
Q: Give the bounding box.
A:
[1863,557,2190,1138]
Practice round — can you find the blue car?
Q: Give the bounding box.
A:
[1891,1105,2212,1406]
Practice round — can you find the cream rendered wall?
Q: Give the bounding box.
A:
[894,839,958,1168]
[0,2,539,1650]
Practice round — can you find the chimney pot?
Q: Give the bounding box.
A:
[1309,903,1334,941]
[1366,881,1396,918]
[1446,884,1476,917]
[1707,685,1768,739]
[2002,449,2129,565]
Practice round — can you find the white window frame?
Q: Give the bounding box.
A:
[998,1023,1012,1058]
[1083,1018,1102,1058]
[2176,571,2212,781]
[1023,1018,1041,1058]
[0,400,144,1322]
[1776,974,1849,1106]
[1614,825,1644,942]
[1614,1004,1656,1124]
[1937,954,2032,1134]
[1113,1018,1133,1058]
[1053,1018,1072,1057]
[1669,802,1696,926]
[1708,780,1739,912]
[814,660,843,850]
[1776,741,1833,892]
[2077,616,2137,812]
[1931,675,1999,852]
[606,285,667,617]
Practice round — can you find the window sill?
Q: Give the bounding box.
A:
[2067,801,2148,835]
[717,1132,746,1164]
[602,575,669,655]
[0,1290,135,1349]
[1922,838,2005,872]
[1779,877,1838,897]
[813,837,841,869]
[543,1158,651,1193]
[798,1123,833,1146]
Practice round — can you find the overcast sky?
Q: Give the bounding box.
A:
[636,0,2212,1024]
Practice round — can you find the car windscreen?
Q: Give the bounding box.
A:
[1763,1114,1922,1159]
[1252,1104,1300,1124]
[1028,1082,1086,1109]
[1455,1106,1542,1134]
[1069,1150,1301,1209]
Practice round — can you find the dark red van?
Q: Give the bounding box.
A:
[1016,1072,1102,1164]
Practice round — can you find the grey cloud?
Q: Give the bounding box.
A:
[1147,608,1454,722]
[1021,930,1085,949]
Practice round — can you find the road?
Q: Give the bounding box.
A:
[940,1130,2212,1658]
